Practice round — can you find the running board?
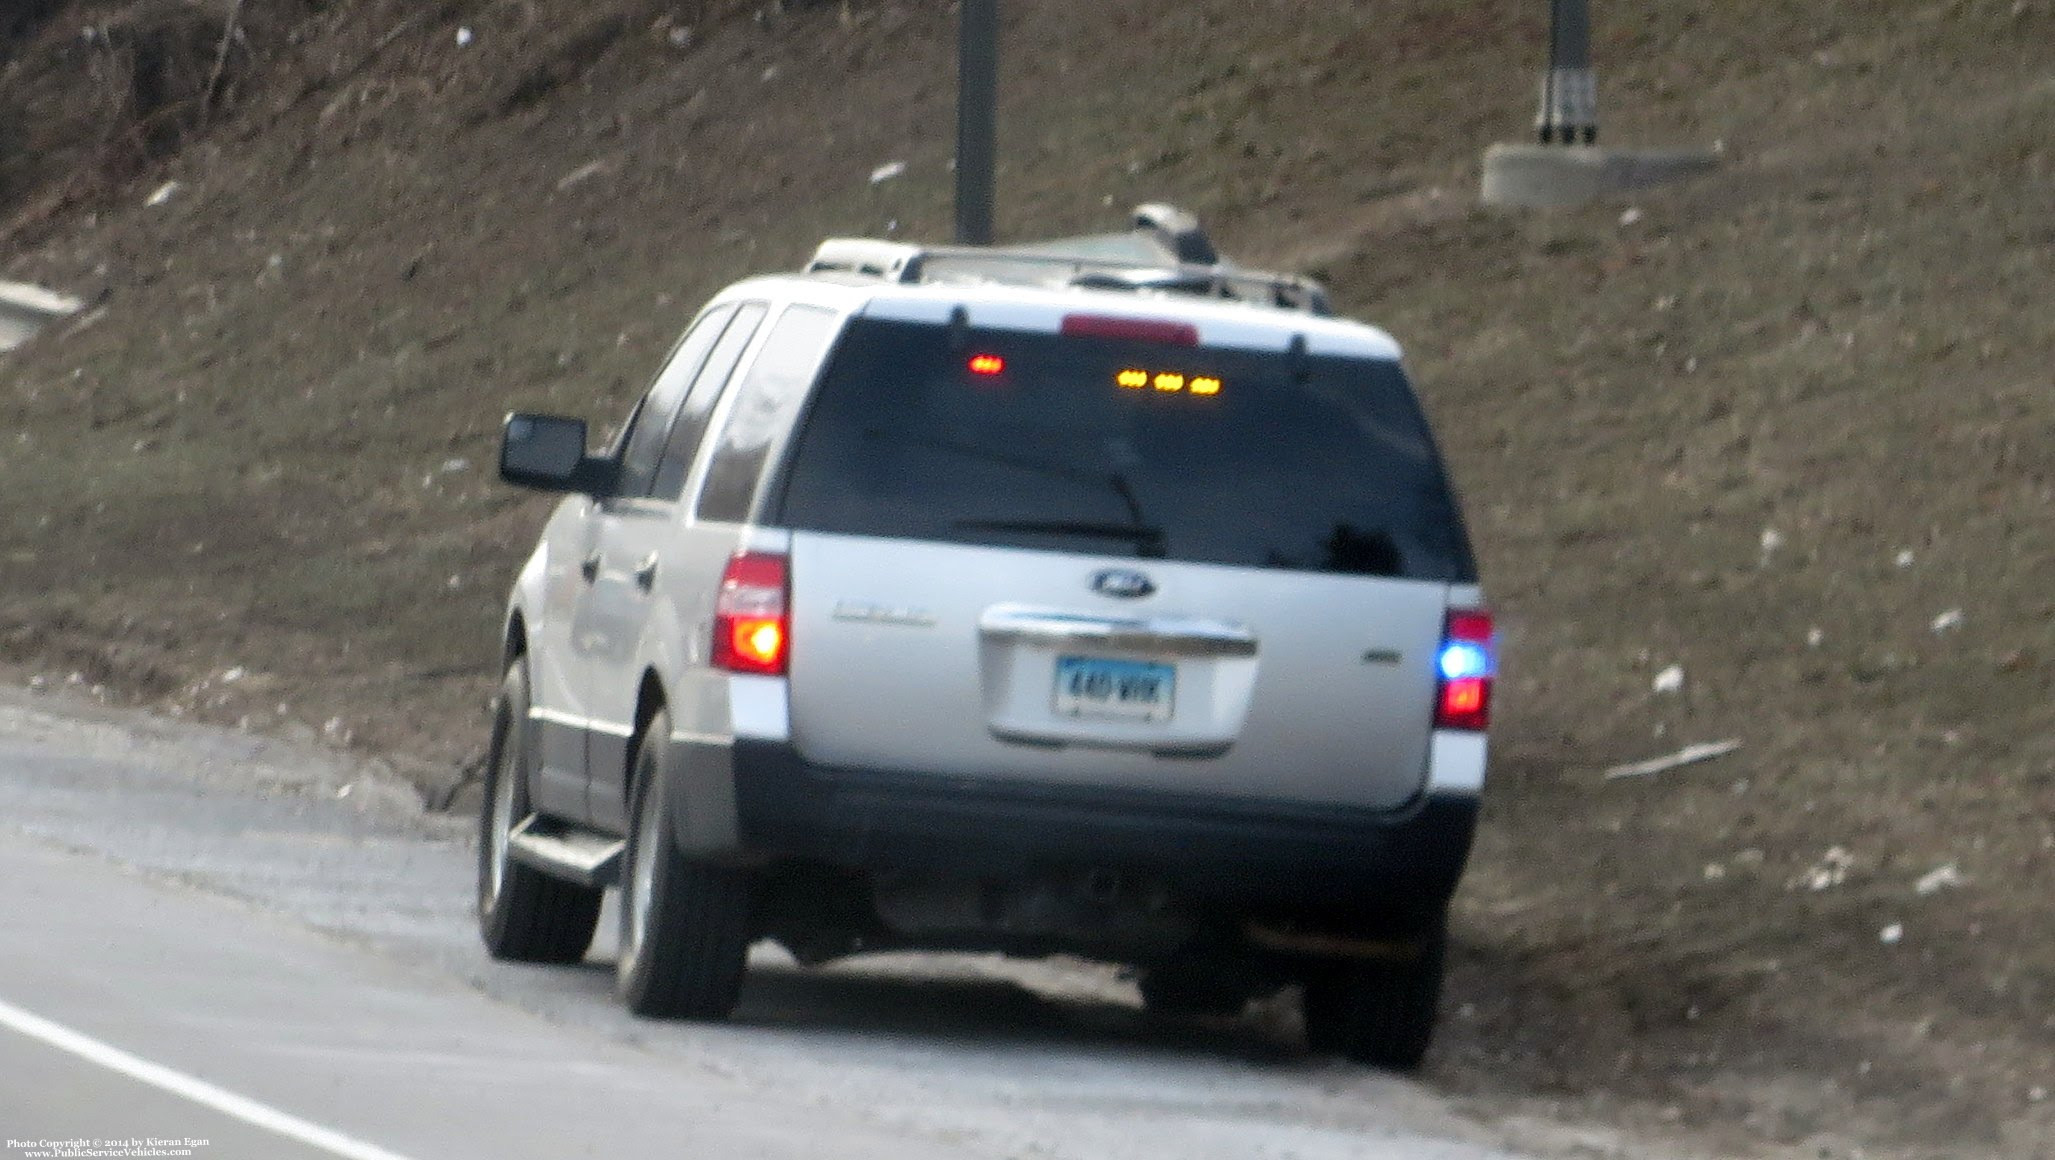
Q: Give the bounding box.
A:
[507,816,625,889]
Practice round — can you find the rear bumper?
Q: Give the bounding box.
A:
[725,738,1478,913]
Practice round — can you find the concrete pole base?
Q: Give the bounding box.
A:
[1480,143,1721,209]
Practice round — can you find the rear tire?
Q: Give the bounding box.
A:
[477,660,603,963]
[1300,925,1446,1071]
[617,706,755,1019]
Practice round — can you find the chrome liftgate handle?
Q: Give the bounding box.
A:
[977,607,1257,659]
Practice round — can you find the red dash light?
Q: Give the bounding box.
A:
[1060,314,1199,347]
[968,353,1006,375]
[712,552,789,676]
[1434,610,1494,731]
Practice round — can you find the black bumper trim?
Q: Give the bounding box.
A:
[728,739,1478,911]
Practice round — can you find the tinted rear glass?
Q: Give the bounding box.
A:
[774,318,1476,582]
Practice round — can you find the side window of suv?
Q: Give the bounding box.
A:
[612,304,736,499]
[695,304,842,523]
[651,301,767,501]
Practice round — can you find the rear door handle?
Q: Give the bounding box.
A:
[632,553,659,591]
[580,551,601,583]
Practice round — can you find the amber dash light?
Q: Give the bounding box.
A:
[1190,376,1222,396]
[1116,369,1149,389]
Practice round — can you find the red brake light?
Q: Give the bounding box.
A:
[712,552,789,675]
[1059,314,1199,346]
[968,353,1005,375]
[1435,610,1494,731]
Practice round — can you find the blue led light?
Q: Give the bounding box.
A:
[1438,641,1491,681]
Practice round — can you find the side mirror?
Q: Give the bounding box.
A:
[500,413,611,495]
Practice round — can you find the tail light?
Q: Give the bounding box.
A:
[712,552,789,675]
[1434,610,1494,731]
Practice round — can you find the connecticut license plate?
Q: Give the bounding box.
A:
[1052,656,1175,723]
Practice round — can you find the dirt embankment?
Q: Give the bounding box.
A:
[3,1,2052,1156]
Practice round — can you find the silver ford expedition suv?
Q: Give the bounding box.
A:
[478,212,1494,1069]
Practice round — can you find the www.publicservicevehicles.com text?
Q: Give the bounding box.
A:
[8,1140,205,1158]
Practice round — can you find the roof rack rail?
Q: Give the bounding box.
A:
[801,205,1331,316]
[802,239,927,282]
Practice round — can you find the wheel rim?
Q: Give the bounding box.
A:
[485,712,519,909]
[625,770,661,971]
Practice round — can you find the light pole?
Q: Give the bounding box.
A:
[955,0,998,245]
[1537,0,1597,145]
[1483,0,1716,207]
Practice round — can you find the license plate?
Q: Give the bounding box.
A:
[1053,656,1175,723]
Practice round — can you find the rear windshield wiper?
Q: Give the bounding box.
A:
[952,519,1168,557]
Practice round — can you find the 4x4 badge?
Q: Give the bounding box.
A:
[1090,569,1156,599]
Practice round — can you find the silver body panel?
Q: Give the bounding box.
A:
[527,497,603,820]
[786,533,1449,811]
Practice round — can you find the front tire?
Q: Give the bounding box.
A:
[1300,925,1447,1071]
[617,706,755,1019]
[477,660,603,963]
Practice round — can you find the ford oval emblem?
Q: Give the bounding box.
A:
[1090,568,1156,599]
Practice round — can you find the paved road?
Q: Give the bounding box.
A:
[0,689,1551,1160]
[0,835,982,1159]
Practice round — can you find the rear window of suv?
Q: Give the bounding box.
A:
[773,317,1477,582]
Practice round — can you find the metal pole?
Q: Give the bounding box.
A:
[955,0,998,245]
[1537,0,1598,145]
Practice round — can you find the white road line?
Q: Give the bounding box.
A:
[0,996,421,1160]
